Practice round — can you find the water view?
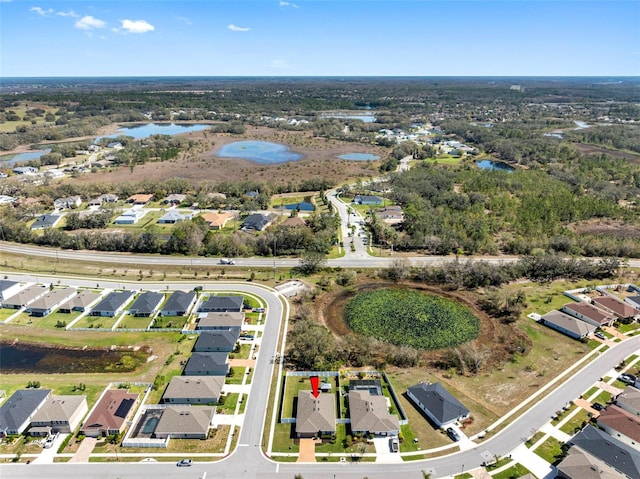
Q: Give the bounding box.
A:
[1,148,51,167]
[476,159,515,172]
[216,141,303,164]
[97,122,210,141]
[282,201,315,211]
[338,153,380,161]
[321,113,377,123]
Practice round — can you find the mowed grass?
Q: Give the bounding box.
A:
[0,308,20,321]
[72,313,119,330]
[533,436,564,465]
[6,310,82,329]
[115,314,154,330]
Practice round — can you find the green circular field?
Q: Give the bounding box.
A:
[344,289,479,350]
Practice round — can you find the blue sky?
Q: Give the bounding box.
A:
[1,0,639,77]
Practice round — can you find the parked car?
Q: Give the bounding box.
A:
[389,437,399,452]
[619,374,636,385]
[592,402,606,411]
[252,307,265,313]
[446,427,460,442]
[594,331,606,340]
[43,432,59,448]
[176,458,192,467]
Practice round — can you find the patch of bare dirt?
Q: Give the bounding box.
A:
[571,219,640,239]
[573,142,640,163]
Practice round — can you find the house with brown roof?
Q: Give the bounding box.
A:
[593,296,640,322]
[27,287,77,317]
[296,390,336,438]
[348,390,399,437]
[195,312,245,332]
[200,211,235,230]
[1,284,48,310]
[280,216,307,228]
[58,290,101,313]
[126,194,153,205]
[81,389,139,438]
[153,406,214,440]
[29,395,88,435]
[561,302,617,328]
[596,404,640,449]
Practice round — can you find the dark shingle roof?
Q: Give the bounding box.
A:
[92,291,134,313]
[198,295,243,312]
[0,389,51,432]
[241,214,271,231]
[161,291,196,315]
[296,390,336,436]
[194,330,240,352]
[407,382,470,425]
[129,292,164,315]
[183,352,229,375]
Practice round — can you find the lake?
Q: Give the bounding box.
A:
[282,201,315,211]
[1,148,51,167]
[97,122,210,141]
[476,160,515,172]
[338,153,380,161]
[215,141,303,164]
[321,113,377,123]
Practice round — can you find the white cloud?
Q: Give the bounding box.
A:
[30,6,54,16]
[119,19,155,34]
[228,24,250,32]
[75,15,106,30]
[279,1,299,8]
[177,16,192,25]
[57,10,79,18]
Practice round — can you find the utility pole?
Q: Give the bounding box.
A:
[273,237,277,284]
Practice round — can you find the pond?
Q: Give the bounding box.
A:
[282,201,315,211]
[96,122,210,141]
[321,113,377,123]
[1,148,51,167]
[338,153,380,161]
[0,341,148,374]
[476,160,515,172]
[215,141,303,164]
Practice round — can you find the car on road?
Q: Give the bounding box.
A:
[594,331,606,340]
[176,458,192,467]
[219,258,235,265]
[446,427,460,442]
[592,402,606,411]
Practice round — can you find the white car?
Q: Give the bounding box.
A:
[220,258,235,265]
[176,458,192,467]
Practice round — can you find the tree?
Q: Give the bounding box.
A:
[296,251,327,275]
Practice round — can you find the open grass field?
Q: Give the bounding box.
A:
[115,314,154,330]
[72,313,119,330]
[7,310,83,329]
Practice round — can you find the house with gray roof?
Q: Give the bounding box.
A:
[88,194,118,206]
[240,213,272,231]
[2,284,48,309]
[183,352,230,376]
[160,290,197,316]
[198,295,244,313]
[557,445,625,479]
[0,389,52,437]
[348,390,399,437]
[128,291,164,317]
[568,424,640,478]
[196,312,245,332]
[27,287,77,317]
[0,281,22,303]
[193,330,240,353]
[354,195,383,205]
[153,406,214,440]
[58,290,101,313]
[296,390,336,438]
[29,395,88,435]
[163,194,187,205]
[616,386,640,417]
[407,382,470,428]
[562,302,617,328]
[90,290,135,317]
[157,210,192,224]
[54,195,82,210]
[31,214,61,230]
[162,376,225,405]
[596,404,640,448]
[540,310,596,339]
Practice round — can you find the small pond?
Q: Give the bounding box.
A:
[476,160,515,172]
[321,113,377,123]
[1,149,51,167]
[96,123,210,141]
[338,153,380,161]
[282,201,315,211]
[215,141,303,164]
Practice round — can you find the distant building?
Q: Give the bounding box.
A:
[240,213,272,231]
[198,295,244,313]
[54,196,82,210]
[354,195,383,206]
[157,210,192,224]
[126,194,153,205]
[31,214,62,230]
[162,376,225,405]
[200,212,235,230]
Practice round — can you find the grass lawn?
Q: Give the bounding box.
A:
[559,409,591,434]
[38,310,83,329]
[525,431,545,448]
[150,315,188,329]
[493,464,532,479]
[225,367,248,385]
[115,314,153,330]
[0,435,44,458]
[0,308,21,321]
[216,393,239,414]
[617,322,640,334]
[5,312,39,327]
[593,390,613,404]
[425,156,464,165]
[551,404,576,426]
[533,436,564,465]
[272,423,299,453]
[72,314,119,330]
[583,386,598,399]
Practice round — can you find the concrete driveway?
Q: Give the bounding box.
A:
[372,437,402,463]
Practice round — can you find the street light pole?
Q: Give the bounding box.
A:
[273,237,277,283]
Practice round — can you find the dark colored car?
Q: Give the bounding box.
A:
[594,331,606,340]
[446,427,460,442]
[592,402,605,411]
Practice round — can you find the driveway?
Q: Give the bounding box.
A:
[68,437,97,463]
[372,437,402,463]
[297,438,316,462]
[31,433,68,464]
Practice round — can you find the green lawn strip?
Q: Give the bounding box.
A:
[216,393,239,414]
[593,390,612,404]
[230,343,252,360]
[224,367,247,385]
[39,310,83,329]
[0,308,18,321]
[525,431,545,448]
[150,315,188,329]
[454,474,474,479]
[492,464,533,479]
[53,383,104,405]
[617,323,640,334]
[399,424,420,452]
[115,314,153,330]
[551,404,576,426]
[583,386,598,399]
[485,456,512,471]
[272,423,299,453]
[425,156,464,165]
[533,436,564,465]
[72,314,119,329]
[560,409,591,435]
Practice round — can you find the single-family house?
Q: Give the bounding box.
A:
[183,352,230,376]
[198,295,244,313]
[200,212,235,230]
[406,382,470,428]
[163,194,187,205]
[593,296,640,322]
[0,280,22,302]
[81,389,139,438]
[153,406,214,440]
[280,216,307,228]
[354,195,383,206]
[2,284,48,309]
[29,395,88,435]
[58,290,101,313]
[128,291,164,317]
[568,425,640,478]
[0,389,52,437]
[193,330,240,353]
[107,142,123,150]
[0,195,17,204]
[162,376,225,405]
[26,287,77,317]
[557,445,625,479]
[157,210,192,224]
[160,291,197,316]
[126,194,153,205]
[88,194,118,206]
[113,208,147,224]
[90,290,135,317]
[349,379,383,396]
[54,196,82,210]
[12,166,38,175]
[241,213,272,232]
[616,386,640,417]
[562,302,617,328]
[627,296,640,310]
[31,214,61,230]
[348,390,400,437]
[295,390,336,439]
[196,312,245,332]
[596,404,640,448]
[375,205,404,224]
[540,310,596,339]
